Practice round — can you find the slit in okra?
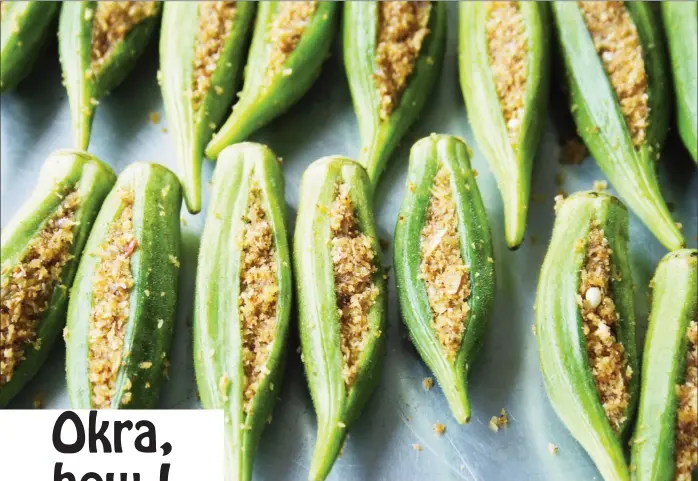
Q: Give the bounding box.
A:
[419,168,469,362]
[88,189,136,409]
[579,223,631,434]
[374,1,432,121]
[240,184,279,412]
[266,1,318,81]
[329,183,379,388]
[1,190,80,387]
[676,320,697,480]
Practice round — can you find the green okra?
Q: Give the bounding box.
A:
[194,143,291,481]
[394,134,494,424]
[59,1,161,150]
[662,2,697,163]
[205,1,339,160]
[294,156,387,481]
[66,162,182,409]
[631,249,697,481]
[0,149,115,407]
[536,191,639,481]
[160,1,256,214]
[553,2,683,251]
[459,1,550,249]
[344,1,446,186]
[0,1,59,92]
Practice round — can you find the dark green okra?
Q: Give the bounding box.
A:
[194,143,291,481]
[294,157,387,481]
[536,191,638,481]
[0,150,115,407]
[553,2,683,251]
[160,2,256,214]
[394,134,494,423]
[344,1,446,186]
[459,2,550,249]
[205,1,339,159]
[66,162,182,409]
[631,249,697,481]
[59,1,161,150]
[0,1,59,92]
[662,2,697,163]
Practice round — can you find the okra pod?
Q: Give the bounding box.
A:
[536,191,638,481]
[294,157,387,481]
[553,2,683,251]
[194,143,291,481]
[66,162,182,409]
[394,134,495,423]
[59,1,161,150]
[459,2,550,249]
[662,2,697,163]
[160,2,256,214]
[0,1,59,92]
[631,249,697,481]
[0,149,115,407]
[205,1,339,160]
[343,1,446,186]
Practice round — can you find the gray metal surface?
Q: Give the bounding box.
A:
[1,5,696,481]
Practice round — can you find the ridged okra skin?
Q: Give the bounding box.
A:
[160,2,256,214]
[631,249,697,481]
[0,150,115,407]
[194,143,291,481]
[0,1,59,92]
[459,2,550,249]
[294,157,387,481]
[59,1,161,150]
[553,2,683,251]
[394,134,494,424]
[662,2,697,163]
[344,1,446,187]
[66,162,182,409]
[536,191,638,481]
[205,1,339,159]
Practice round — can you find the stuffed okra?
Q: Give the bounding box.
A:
[160,2,256,214]
[662,2,697,163]
[66,163,182,409]
[553,2,683,251]
[194,143,291,481]
[631,249,697,481]
[536,191,638,481]
[394,134,494,423]
[0,150,115,407]
[59,1,161,150]
[294,157,387,481]
[1,0,59,92]
[343,1,446,186]
[205,1,339,160]
[459,2,550,249]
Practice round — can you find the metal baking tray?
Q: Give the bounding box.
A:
[2,4,696,480]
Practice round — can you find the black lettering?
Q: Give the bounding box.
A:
[53,412,85,454]
[114,420,133,453]
[134,421,156,453]
[81,474,101,481]
[159,464,170,481]
[54,463,75,481]
[160,442,171,456]
[89,411,111,453]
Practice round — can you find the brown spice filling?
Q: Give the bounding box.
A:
[88,190,136,409]
[675,320,697,481]
[90,2,158,72]
[238,185,278,413]
[579,224,631,433]
[266,1,318,79]
[486,1,529,144]
[374,1,432,120]
[329,183,379,388]
[579,1,649,147]
[192,1,237,111]
[1,191,80,386]
[419,168,470,362]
